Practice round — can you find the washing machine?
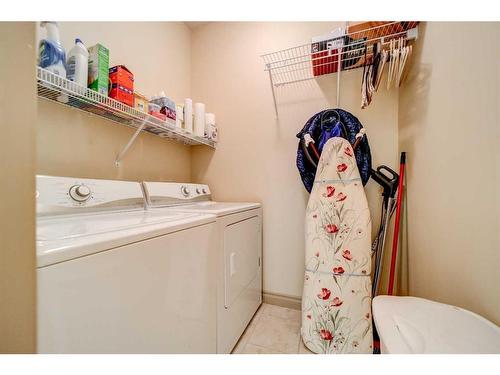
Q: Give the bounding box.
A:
[142,181,262,353]
[36,175,218,353]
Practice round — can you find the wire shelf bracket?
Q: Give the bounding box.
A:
[260,21,419,117]
[115,119,147,166]
[36,67,217,166]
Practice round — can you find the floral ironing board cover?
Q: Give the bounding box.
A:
[302,137,373,354]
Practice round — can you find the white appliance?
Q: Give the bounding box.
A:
[373,296,500,354]
[142,181,262,354]
[36,175,218,353]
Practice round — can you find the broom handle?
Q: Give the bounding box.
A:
[387,152,406,295]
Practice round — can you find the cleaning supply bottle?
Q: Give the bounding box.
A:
[66,38,89,88]
[38,21,67,77]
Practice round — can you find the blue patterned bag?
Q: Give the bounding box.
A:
[296,109,371,192]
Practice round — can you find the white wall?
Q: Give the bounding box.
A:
[37,22,193,181]
[399,22,500,324]
[191,22,400,299]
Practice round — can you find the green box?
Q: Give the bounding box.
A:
[87,44,109,95]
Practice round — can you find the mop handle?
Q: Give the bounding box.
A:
[387,152,406,295]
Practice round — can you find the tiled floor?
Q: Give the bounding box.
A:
[231,303,314,354]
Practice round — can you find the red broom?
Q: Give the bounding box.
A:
[387,152,406,295]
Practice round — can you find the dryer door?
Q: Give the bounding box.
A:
[224,216,260,308]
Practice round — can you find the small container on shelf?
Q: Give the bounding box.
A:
[88,43,109,95]
[109,65,134,107]
[193,102,205,137]
[109,84,134,107]
[134,92,148,113]
[205,113,216,139]
[150,92,176,122]
[211,125,218,142]
[160,104,176,122]
[109,65,134,88]
[184,98,193,133]
[175,105,184,128]
[148,103,166,121]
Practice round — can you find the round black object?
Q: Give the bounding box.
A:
[296,108,371,193]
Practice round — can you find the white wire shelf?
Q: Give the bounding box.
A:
[36,67,217,152]
[261,21,418,115]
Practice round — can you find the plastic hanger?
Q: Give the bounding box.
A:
[399,44,412,85]
[387,39,395,90]
[389,38,402,89]
[396,38,407,86]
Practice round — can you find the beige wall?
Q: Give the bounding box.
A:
[190,22,400,299]
[399,22,500,324]
[37,22,192,181]
[0,22,37,353]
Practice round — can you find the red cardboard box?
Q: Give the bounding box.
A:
[109,65,134,91]
[109,65,134,106]
[311,40,340,76]
[110,84,134,107]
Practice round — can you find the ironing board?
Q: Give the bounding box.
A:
[301,137,373,354]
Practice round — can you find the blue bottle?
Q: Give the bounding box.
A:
[38,21,67,77]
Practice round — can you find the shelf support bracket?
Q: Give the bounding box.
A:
[336,21,349,108]
[267,64,279,118]
[336,48,341,108]
[115,120,147,166]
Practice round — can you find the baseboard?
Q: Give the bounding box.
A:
[262,292,301,311]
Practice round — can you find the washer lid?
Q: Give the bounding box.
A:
[373,296,500,354]
[37,209,216,268]
[169,201,261,216]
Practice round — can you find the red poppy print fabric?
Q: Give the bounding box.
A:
[325,224,339,233]
[337,163,348,172]
[325,186,335,197]
[302,137,372,354]
[317,288,331,300]
[320,329,334,341]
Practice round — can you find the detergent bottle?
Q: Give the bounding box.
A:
[66,38,89,88]
[38,21,67,77]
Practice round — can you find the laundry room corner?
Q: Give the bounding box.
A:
[190,22,401,301]
[398,22,500,325]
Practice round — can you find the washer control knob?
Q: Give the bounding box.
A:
[181,185,190,197]
[69,184,91,202]
[196,188,201,194]
[202,188,207,194]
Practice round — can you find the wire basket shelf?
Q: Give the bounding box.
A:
[261,21,418,87]
[37,67,216,149]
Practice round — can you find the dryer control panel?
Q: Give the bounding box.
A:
[142,182,211,207]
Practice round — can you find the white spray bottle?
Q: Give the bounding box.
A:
[38,21,67,78]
